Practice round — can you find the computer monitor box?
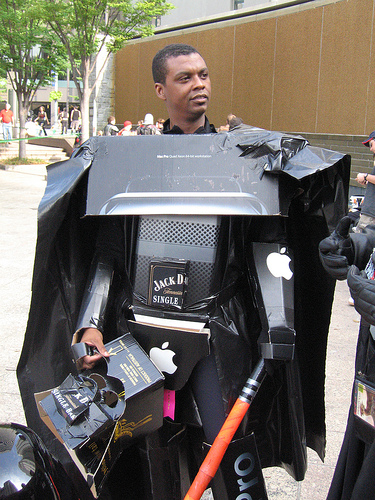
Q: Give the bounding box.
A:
[131,214,294,347]
[130,214,221,394]
[132,214,221,325]
[130,213,295,399]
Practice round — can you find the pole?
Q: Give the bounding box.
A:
[184,359,267,500]
[54,73,58,128]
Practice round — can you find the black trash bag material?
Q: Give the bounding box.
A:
[17,131,350,496]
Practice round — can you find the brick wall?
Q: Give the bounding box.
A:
[89,53,115,136]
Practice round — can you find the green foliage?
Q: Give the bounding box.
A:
[49,90,63,102]
[37,0,174,83]
[2,156,47,165]
[0,0,66,98]
[34,0,174,141]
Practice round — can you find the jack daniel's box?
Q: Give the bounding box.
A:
[148,258,189,310]
[35,333,164,498]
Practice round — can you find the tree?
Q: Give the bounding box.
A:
[0,0,66,158]
[38,0,174,143]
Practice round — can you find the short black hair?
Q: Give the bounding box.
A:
[229,117,243,130]
[152,43,201,84]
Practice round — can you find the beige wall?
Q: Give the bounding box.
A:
[115,0,375,135]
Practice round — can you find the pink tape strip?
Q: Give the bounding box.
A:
[163,389,175,419]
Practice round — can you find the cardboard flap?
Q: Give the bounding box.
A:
[128,320,210,391]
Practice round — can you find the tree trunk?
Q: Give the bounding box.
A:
[80,60,91,144]
[80,91,90,144]
[18,101,28,159]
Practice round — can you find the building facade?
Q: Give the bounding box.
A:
[114,0,375,138]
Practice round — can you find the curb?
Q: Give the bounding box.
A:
[0,163,48,178]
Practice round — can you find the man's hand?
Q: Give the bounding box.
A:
[79,328,110,370]
[356,173,368,186]
[347,265,375,325]
[319,216,354,280]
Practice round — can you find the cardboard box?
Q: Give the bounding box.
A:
[36,333,164,497]
[128,318,210,391]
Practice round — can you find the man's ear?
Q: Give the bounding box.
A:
[155,83,166,101]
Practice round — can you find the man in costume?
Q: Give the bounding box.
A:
[74,43,258,499]
[17,43,350,499]
[77,44,216,365]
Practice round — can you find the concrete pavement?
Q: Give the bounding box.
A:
[1,164,47,426]
[0,165,360,499]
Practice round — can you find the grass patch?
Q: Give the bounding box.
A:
[2,157,47,165]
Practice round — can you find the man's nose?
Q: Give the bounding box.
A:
[192,75,205,88]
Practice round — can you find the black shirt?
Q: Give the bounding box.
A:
[162,116,216,135]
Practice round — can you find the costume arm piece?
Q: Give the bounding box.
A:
[72,255,114,345]
[347,264,375,325]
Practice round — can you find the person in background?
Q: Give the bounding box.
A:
[103,116,119,136]
[354,131,375,233]
[70,105,81,134]
[156,117,165,131]
[58,107,70,135]
[228,116,244,130]
[136,113,159,135]
[344,131,375,306]
[34,106,49,136]
[217,113,236,132]
[0,103,15,143]
[118,120,133,136]
[319,211,375,499]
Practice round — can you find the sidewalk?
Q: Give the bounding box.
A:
[0,166,360,499]
[0,162,48,178]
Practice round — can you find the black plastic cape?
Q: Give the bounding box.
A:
[17,129,350,497]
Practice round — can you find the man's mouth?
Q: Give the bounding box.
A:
[191,94,208,103]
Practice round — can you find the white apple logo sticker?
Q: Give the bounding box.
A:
[266,247,293,280]
[149,342,178,375]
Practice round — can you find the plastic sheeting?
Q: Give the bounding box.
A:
[17,130,350,498]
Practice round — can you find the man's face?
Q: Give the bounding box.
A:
[369,139,375,154]
[155,52,211,127]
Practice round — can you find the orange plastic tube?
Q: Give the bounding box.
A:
[184,398,250,500]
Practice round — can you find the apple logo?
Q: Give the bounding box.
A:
[149,342,178,375]
[266,247,293,280]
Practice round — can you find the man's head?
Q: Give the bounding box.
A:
[5,103,10,110]
[228,116,243,130]
[363,131,375,154]
[144,113,154,126]
[152,43,211,133]
[226,113,236,125]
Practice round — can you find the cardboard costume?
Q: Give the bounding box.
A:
[17,129,350,498]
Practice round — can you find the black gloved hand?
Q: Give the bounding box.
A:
[319,216,354,280]
[347,264,375,325]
